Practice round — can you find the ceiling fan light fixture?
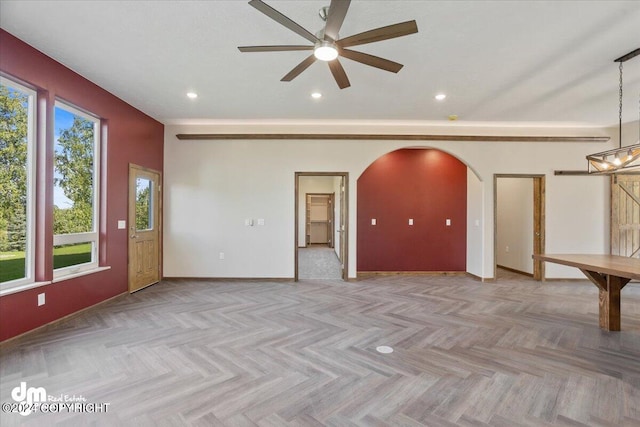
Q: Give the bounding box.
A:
[314,41,338,61]
[240,1,418,88]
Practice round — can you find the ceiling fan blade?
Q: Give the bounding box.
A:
[324,0,351,41]
[249,0,319,44]
[281,54,317,81]
[239,45,314,52]
[337,20,418,48]
[339,48,403,73]
[328,59,351,89]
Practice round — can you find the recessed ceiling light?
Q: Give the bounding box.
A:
[186,92,198,99]
[311,92,322,99]
[376,346,394,354]
[435,93,446,101]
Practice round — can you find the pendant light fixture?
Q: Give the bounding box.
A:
[587,48,640,174]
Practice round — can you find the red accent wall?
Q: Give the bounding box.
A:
[0,30,164,341]
[357,149,467,271]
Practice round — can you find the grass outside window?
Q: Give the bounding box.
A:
[0,243,92,283]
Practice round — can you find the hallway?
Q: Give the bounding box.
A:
[298,245,342,280]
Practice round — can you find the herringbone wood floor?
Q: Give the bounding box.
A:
[1,273,639,426]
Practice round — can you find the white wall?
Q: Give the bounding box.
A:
[163,123,613,279]
[496,178,534,274]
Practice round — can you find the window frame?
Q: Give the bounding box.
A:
[0,75,37,292]
[52,100,101,279]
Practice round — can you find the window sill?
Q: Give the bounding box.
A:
[52,266,111,284]
[0,280,52,297]
[0,266,112,297]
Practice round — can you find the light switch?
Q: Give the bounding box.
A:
[244,219,254,226]
[446,219,451,226]
[475,219,480,227]
[117,220,126,229]
[408,218,414,225]
[371,218,376,225]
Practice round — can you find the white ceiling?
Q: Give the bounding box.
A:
[1,0,639,127]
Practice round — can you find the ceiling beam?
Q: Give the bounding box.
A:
[176,133,610,143]
[614,47,640,63]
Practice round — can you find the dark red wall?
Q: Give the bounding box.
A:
[0,30,164,341]
[357,149,467,272]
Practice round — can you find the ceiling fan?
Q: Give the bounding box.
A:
[238,0,418,89]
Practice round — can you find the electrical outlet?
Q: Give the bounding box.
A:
[505,246,510,253]
[371,218,376,225]
[446,219,451,226]
[408,218,414,225]
[37,293,45,306]
[219,252,225,260]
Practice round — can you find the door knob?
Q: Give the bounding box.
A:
[130,234,138,239]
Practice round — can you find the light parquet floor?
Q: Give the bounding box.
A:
[1,273,639,426]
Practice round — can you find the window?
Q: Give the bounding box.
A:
[53,101,100,277]
[135,177,153,231]
[0,76,36,289]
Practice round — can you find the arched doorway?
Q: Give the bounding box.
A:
[357,148,468,274]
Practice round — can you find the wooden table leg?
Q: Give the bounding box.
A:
[580,270,630,331]
[599,275,622,331]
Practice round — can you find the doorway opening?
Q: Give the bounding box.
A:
[494,174,545,281]
[295,173,349,281]
[306,193,334,247]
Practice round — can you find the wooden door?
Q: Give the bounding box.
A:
[339,177,346,276]
[533,177,545,280]
[128,164,161,292]
[611,174,640,258]
[327,194,334,248]
[305,195,312,245]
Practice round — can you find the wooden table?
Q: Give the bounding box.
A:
[532,254,640,331]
